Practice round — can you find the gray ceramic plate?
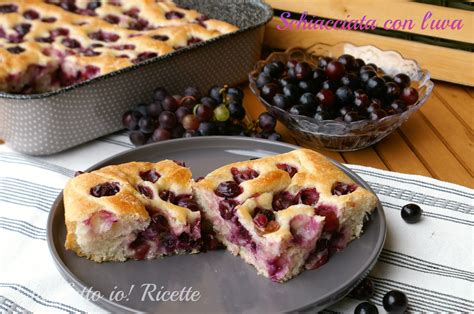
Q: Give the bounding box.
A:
[47,137,386,313]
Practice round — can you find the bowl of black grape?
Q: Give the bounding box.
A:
[249,42,434,151]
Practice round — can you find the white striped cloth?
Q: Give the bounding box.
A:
[0,132,472,313]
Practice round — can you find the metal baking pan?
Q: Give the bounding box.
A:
[0,0,273,155]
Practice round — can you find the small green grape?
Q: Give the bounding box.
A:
[214,104,230,122]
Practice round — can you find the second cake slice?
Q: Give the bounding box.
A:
[193,149,377,282]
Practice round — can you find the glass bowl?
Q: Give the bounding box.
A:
[248,43,434,151]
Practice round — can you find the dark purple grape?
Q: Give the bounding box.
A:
[209,85,222,103]
[354,302,378,314]
[183,86,201,100]
[311,68,326,86]
[390,99,407,113]
[215,181,242,198]
[138,117,156,134]
[90,182,120,197]
[146,102,162,118]
[318,56,333,69]
[130,131,148,146]
[122,110,141,130]
[316,89,335,109]
[195,104,213,122]
[335,86,354,105]
[340,73,360,90]
[228,102,246,120]
[313,111,332,121]
[350,278,375,300]
[279,76,296,88]
[134,103,148,117]
[175,106,190,122]
[360,65,376,73]
[400,87,419,106]
[159,111,177,129]
[354,93,370,111]
[198,122,217,136]
[87,1,101,10]
[267,132,282,141]
[60,0,77,11]
[161,95,179,111]
[226,93,242,104]
[393,73,411,89]
[381,75,394,83]
[382,290,408,313]
[272,94,289,110]
[200,96,217,109]
[339,106,352,116]
[152,128,171,142]
[286,67,296,79]
[370,109,387,121]
[299,92,317,107]
[170,125,185,138]
[227,87,244,100]
[385,82,401,102]
[344,111,362,123]
[321,79,338,91]
[289,105,307,116]
[216,121,231,135]
[227,123,244,135]
[263,61,284,78]
[283,84,300,102]
[298,80,317,93]
[14,23,31,36]
[360,70,377,85]
[261,83,280,101]
[366,77,387,98]
[295,62,312,80]
[183,130,198,137]
[401,203,422,223]
[366,101,381,113]
[354,58,366,71]
[337,54,356,71]
[258,112,277,132]
[180,96,197,110]
[256,72,272,88]
[286,59,298,68]
[301,104,316,116]
[366,63,378,71]
[153,87,168,101]
[325,61,345,81]
[23,9,39,19]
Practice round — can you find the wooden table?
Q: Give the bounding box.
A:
[244,80,474,188]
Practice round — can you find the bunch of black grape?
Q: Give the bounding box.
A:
[122,85,282,146]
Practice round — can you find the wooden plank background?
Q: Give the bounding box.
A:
[267,0,473,42]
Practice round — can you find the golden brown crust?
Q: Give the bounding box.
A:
[196,148,377,240]
[0,0,238,91]
[64,160,198,257]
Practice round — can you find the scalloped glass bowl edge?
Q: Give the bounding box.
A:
[248,43,434,151]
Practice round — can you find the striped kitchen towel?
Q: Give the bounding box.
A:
[0,132,472,313]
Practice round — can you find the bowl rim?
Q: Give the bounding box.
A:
[0,0,273,100]
[248,42,434,129]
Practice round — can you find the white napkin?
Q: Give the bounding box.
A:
[0,133,472,313]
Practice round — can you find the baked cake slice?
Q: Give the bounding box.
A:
[193,149,377,282]
[64,160,202,262]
